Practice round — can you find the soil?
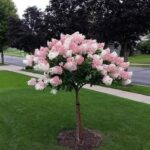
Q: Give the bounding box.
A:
[58,128,102,150]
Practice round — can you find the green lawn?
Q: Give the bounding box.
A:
[0,71,150,150]
[129,54,150,64]
[4,48,27,57]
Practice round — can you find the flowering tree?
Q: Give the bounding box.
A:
[23,32,132,144]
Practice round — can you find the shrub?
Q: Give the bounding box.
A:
[137,40,150,54]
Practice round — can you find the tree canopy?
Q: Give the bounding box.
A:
[0,0,17,63]
[7,0,150,60]
[44,0,92,39]
[90,0,150,60]
[8,6,44,53]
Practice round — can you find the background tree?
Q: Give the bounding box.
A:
[8,6,45,54]
[7,0,150,59]
[44,0,92,39]
[22,6,45,53]
[137,40,150,54]
[90,0,150,61]
[0,0,17,64]
[7,17,26,51]
[44,0,150,61]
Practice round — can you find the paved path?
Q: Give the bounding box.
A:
[0,65,42,78]
[0,65,149,105]
[84,85,150,104]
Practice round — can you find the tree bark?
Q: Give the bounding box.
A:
[75,89,83,144]
[120,42,129,62]
[1,50,4,64]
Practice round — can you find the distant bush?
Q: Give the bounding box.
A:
[137,40,150,54]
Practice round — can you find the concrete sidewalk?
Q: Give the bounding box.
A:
[0,65,150,104]
[84,85,150,104]
[0,65,42,78]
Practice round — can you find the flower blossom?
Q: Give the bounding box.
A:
[119,71,133,80]
[50,89,58,95]
[49,66,63,75]
[119,62,130,69]
[51,41,64,55]
[27,78,36,86]
[34,63,49,72]
[75,55,84,65]
[122,79,132,85]
[34,47,49,58]
[49,76,62,87]
[23,55,33,66]
[92,57,103,69]
[35,80,46,90]
[102,75,113,85]
[47,39,58,49]
[48,51,59,60]
[64,58,77,72]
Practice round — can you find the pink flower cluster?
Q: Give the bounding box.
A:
[64,58,77,72]
[49,76,62,87]
[47,32,104,58]
[23,55,34,67]
[101,49,130,69]
[24,32,132,93]
[50,66,63,75]
[23,47,49,71]
[27,78,45,90]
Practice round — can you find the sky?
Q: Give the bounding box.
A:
[12,0,50,18]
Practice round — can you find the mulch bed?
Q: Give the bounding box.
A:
[58,128,102,150]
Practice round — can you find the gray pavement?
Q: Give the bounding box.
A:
[129,67,150,86]
[0,55,150,86]
[0,55,25,66]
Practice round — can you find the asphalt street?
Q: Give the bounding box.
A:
[1,55,25,67]
[129,67,150,86]
[0,55,150,86]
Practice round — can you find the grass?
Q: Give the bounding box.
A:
[4,47,27,57]
[0,71,150,150]
[129,54,150,64]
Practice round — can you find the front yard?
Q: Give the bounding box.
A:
[129,54,150,64]
[4,48,27,57]
[108,84,150,96]
[0,71,150,150]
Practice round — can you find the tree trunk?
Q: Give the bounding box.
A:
[1,50,4,64]
[75,89,83,144]
[120,42,129,62]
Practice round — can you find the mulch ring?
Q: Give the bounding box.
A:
[58,128,102,150]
